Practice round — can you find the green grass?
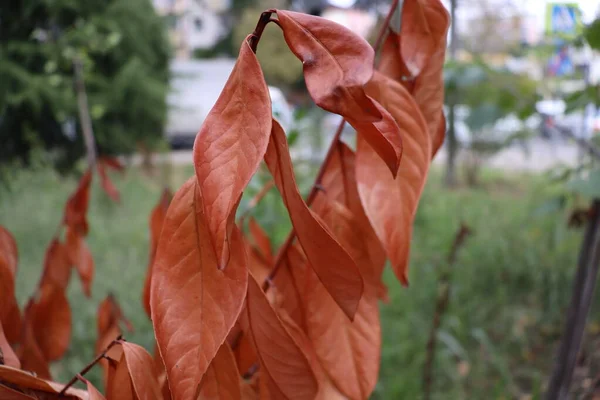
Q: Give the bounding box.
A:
[0,162,594,398]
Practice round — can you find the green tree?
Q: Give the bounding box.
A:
[0,0,171,172]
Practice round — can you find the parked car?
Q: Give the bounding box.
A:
[165,59,293,148]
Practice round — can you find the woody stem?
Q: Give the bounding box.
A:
[59,335,123,396]
[249,10,275,52]
[261,0,400,292]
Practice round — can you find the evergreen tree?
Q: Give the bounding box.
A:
[0,0,171,172]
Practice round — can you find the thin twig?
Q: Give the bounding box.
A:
[422,223,472,400]
[73,56,97,169]
[248,10,276,53]
[546,200,600,399]
[59,334,123,396]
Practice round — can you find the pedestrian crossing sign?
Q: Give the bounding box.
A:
[545,2,583,38]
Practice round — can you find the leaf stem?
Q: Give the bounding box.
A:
[248,10,276,53]
[261,0,400,291]
[58,334,123,396]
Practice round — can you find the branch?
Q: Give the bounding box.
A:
[422,223,472,400]
[552,125,600,162]
[59,334,123,396]
[545,200,600,399]
[73,56,97,170]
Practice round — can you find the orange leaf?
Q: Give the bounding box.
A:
[96,324,122,389]
[3,298,21,345]
[31,283,71,362]
[106,353,135,400]
[248,218,273,266]
[0,365,87,398]
[0,320,20,369]
[97,162,120,203]
[63,170,92,235]
[356,72,431,285]
[98,294,133,337]
[65,228,94,297]
[198,342,242,399]
[271,244,309,331]
[244,238,271,287]
[275,10,402,175]
[308,197,382,399]
[0,383,36,399]
[98,156,125,172]
[264,120,363,319]
[143,188,172,318]
[193,36,272,269]
[80,375,107,400]
[121,341,163,400]
[150,177,247,400]
[399,0,447,77]
[16,302,51,380]
[40,239,72,291]
[232,329,257,376]
[0,225,18,323]
[246,274,318,400]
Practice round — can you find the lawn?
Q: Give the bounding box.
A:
[0,161,595,398]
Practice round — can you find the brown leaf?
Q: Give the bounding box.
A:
[97,162,120,203]
[275,10,402,175]
[150,178,247,400]
[233,330,257,377]
[246,274,318,400]
[63,170,92,236]
[96,324,122,389]
[65,228,94,297]
[0,225,18,324]
[79,375,107,400]
[308,197,381,399]
[106,353,135,400]
[98,156,125,172]
[264,120,363,319]
[399,0,447,77]
[248,218,273,266]
[2,290,21,346]
[356,72,431,285]
[16,302,51,380]
[198,342,241,399]
[0,383,36,399]
[31,283,71,362]
[40,239,71,291]
[244,239,271,290]
[97,294,133,338]
[143,188,172,318]
[121,341,163,400]
[193,36,272,269]
[271,244,309,331]
[0,365,87,398]
[0,320,20,369]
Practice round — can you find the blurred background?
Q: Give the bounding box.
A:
[2,0,600,398]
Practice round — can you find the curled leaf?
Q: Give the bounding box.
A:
[357,72,431,285]
[0,365,87,398]
[246,274,318,400]
[264,120,363,319]
[150,178,247,400]
[275,10,402,175]
[198,342,242,400]
[121,341,163,400]
[143,188,172,318]
[65,228,94,297]
[31,283,71,362]
[193,36,272,269]
[106,352,135,400]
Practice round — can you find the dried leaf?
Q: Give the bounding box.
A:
[96,324,122,389]
[16,302,51,380]
[31,283,71,362]
[65,228,94,297]
[150,178,247,400]
[0,320,20,369]
[97,162,120,203]
[80,375,107,400]
[0,225,18,322]
[40,239,71,291]
[248,218,273,266]
[264,120,363,319]
[3,298,21,345]
[98,156,125,172]
[357,72,431,285]
[106,353,135,400]
[121,341,163,400]
[275,10,402,175]
[233,330,257,376]
[308,198,381,399]
[63,170,92,236]
[244,239,271,288]
[193,36,272,269]
[198,342,241,399]
[0,365,87,398]
[246,274,318,400]
[98,294,133,337]
[271,244,309,330]
[0,383,36,399]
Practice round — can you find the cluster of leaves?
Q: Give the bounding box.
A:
[0,0,170,172]
[0,1,450,398]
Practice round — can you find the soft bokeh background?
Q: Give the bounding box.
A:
[2,0,600,398]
